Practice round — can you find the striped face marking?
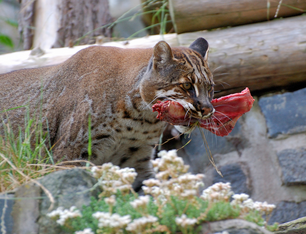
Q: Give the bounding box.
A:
[151,46,214,120]
[194,84,200,97]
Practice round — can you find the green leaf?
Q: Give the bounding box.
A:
[4,19,19,28]
[0,34,14,49]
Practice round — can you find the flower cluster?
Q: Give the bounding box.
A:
[47,206,82,226]
[231,193,275,215]
[92,212,131,229]
[47,150,277,234]
[144,150,204,204]
[153,149,189,179]
[130,195,150,210]
[75,228,94,234]
[105,195,116,206]
[231,193,253,213]
[125,215,158,233]
[142,179,163,197]
[91,163,137,196]
[175,214,197,228]
[201,182,233,202]
[253,201,276,215]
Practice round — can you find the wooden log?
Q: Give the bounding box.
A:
[0,34,179,74]
[18,0,113,51]
[169,0,306,33]
[1,16,306,97]
[178,15,306,96]
[18,0,35,50]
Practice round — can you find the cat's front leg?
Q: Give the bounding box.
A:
[119,145,156,192]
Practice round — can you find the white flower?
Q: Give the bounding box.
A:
[232,193,249,201]
[130,195,150,209]
[102,162,116,171]
[126,215,158,232]
[230,194,276,215]
[75,228,94,234]
[92,163,138,196]
[143,178,161,187]
[243,198,255,209]
[178,173,204,183]
[104,195,116,206]
[92,212,131,229]
[201,182,233,202]
[47,206,82,226]
[142,186,163,197]
[156,171,170,180]
[231,193,250,206]
[157,150,168,158]
[175,214,197,228]
[154,150,188,175]
[253,201,276,214]
[181,189,197,198]
[119,168,137,184]
[91,166,99,178]
[47,207,64,218]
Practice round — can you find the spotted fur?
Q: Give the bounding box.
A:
[0,38,214,191]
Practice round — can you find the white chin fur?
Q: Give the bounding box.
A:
[174,125,193,134]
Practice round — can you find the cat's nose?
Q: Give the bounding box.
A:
[202,106,214,117]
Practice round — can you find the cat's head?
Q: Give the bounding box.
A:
[140,37,215,127]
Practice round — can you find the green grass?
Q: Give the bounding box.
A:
[74,0,172,45]
[0,105,55,192]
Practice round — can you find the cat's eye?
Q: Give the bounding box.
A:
[183,82,192,90]
[207,84,213,91]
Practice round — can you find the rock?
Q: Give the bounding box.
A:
[258,88,306,138]
[275,216,306,234]
[11,183,40,234]
[212,163,252,195]
[10,168,100,234]
[181,121,246,173]
[37,168,101,234]
[277,148,306,185]
[269,201,306,225]
[201,219,273,234]
[0,194,14,234]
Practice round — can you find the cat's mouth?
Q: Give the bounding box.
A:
[189,109,215,121]
[152,88,255,137]
[152,100,211,126]
[154,98,213,122]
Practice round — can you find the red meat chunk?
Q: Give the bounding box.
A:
[152,88,255,137]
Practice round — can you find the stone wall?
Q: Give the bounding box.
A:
[171,87,306,224]
[1,87,305,233]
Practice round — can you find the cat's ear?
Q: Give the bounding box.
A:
[153,41,173,69]
[189,37,209,61]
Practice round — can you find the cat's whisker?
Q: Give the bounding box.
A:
[214,80,230,88]
[212,115,230,135]
[214,110,232,121]
[212,104,234,108]
[212,65,223,73]
[184,109,190,119]
[142,95,161,110]
[208,117,219,144]
[213,72,230,77]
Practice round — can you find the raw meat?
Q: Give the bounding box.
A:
[152,88,254,136]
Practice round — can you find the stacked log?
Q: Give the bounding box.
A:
[1,16,306,97]
[169,0,306,33]
[19,0,113,51]
[178,15,306,96]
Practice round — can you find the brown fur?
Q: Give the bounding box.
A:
[0,38,214,190]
